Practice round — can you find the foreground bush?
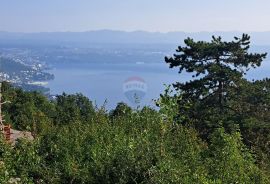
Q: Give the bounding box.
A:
[1,107,268,183]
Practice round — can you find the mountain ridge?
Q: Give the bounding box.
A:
[1,30,270,45]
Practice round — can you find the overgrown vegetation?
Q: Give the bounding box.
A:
[0,34,270,183]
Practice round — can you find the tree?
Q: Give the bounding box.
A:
[54,93,95,125]
[204,128,266,183]
[1,82,53,131]
[109,102,132,118]
[165,34,267,129]
[165,34,270,175]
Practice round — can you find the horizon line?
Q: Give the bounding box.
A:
[1,29,270,34]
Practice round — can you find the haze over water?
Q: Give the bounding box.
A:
[46,55,270,109]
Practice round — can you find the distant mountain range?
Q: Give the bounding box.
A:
[1,30,270,45]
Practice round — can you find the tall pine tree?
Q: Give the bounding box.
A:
[165,34,267,130]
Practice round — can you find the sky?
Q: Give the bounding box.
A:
[0,0,270,33]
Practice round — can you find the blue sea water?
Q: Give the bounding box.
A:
[46,61,270,110]
[46,62,182,109]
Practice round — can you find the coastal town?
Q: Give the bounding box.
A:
[0,48,54,93]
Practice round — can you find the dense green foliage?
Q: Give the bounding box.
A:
[165,34,270,178]
[0,35,270,183]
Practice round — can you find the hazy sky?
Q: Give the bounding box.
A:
[0,0,270,33]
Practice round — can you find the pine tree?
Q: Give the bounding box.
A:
[165,34,267,128]
[166,34,266,108]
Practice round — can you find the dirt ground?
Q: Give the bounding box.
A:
[9,129,34,145]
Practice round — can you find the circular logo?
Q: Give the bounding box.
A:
[123,76,147,105]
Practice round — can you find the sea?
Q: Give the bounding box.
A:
[45,60,270,110]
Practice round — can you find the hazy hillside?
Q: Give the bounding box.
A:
[1,30,270,45]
